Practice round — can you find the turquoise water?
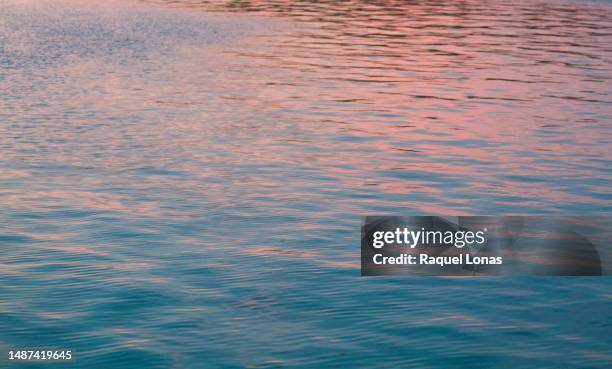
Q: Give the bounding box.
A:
[1,0,611,367]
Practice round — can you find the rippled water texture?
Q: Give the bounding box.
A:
[1,0,611,368]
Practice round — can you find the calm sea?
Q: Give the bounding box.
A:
[1,0,611,367]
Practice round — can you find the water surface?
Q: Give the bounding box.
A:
[1,0,611,367]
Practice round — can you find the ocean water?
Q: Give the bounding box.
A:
[1,0,611,367]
